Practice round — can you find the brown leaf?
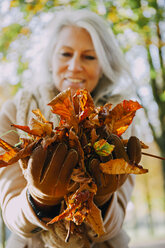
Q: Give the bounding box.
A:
[100,158,148,174]
[73,89,94,121]
[47,189,91,225]
[0,138,18,166]
[32,109,49,123]
[0,137,38,167]
[48,88,78,132]
[105,100,142,136]
[90,128,99,146]
[11,124,43,137]
[86,197,106,237]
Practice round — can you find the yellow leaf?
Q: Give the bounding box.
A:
[86,199,106,237]
[100,158,148,174]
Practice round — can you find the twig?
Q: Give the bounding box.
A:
[142,152,165,160]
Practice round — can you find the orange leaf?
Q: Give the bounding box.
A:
[100,158,148,174]
[47,189,91,225]
[48,88,78,131]
[48,88,74,119]
[12,110,53,138]
[29,118,53,137]
[105,100,142,136]
[73,89,94,121]
[32,109,49,123]
[86,198,106,237]
[11,124,42,137]
[0,138,38,167]
[0,138,18,165]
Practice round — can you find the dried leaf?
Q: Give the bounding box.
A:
[105,100,142,136]
[86,197,106,237]
[98,103,113,125]
[11,124,42,137]
[32,109,49,123]
[93,139,114,156]
[29,118,53,136]
[0,138,18,166]
[90,128,99,146]
[100,158,148,174]
[47,189,91,225]
[48,88,78,132]
[73,89,94,121]
[0,137,38,167]
[12,110,53,138]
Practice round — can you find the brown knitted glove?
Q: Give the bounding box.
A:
[20,143,78,206]
[89,158,127,206]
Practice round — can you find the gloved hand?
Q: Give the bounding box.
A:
[89,158,127,206]
[20,143,78,206]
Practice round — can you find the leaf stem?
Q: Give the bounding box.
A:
[142,152,165,160]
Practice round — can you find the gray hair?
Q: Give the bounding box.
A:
[33,9,136,104]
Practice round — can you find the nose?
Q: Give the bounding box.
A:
[68,55,83,72]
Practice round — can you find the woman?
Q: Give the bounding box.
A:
[0,9,140,248]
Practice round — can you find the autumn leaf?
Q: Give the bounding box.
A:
[104,100,142,136]
[98,103,113,125]
[73,89,94,121]
[100,158,148,174]
[0,138,18,166]
[29,118,53,137]
[48,89,74,119]
[48,88,78,131]
[90,128,99,146]
[47,189,91,225]
[86,197,106,237]
[32,109,50,123]
[0,137,38,167]
[11,123,43,137]
[11,110,53,138]
[93,139,114,156]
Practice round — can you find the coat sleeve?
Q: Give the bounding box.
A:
[0,100,50,238]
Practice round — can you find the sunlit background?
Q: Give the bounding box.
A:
[0,0,165,247]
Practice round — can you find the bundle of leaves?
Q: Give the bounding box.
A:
[0,88,148,237]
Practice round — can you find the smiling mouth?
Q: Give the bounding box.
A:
[64,78,85,84]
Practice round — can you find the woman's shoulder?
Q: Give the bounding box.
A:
[14,83,56,101]
[0,98,17,116]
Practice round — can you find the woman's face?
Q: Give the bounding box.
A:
[51,26,102,94]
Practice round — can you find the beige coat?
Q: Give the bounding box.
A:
[0,85,135,248]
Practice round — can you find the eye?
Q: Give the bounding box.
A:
[84,55,96,60]
[60,52,72,57]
